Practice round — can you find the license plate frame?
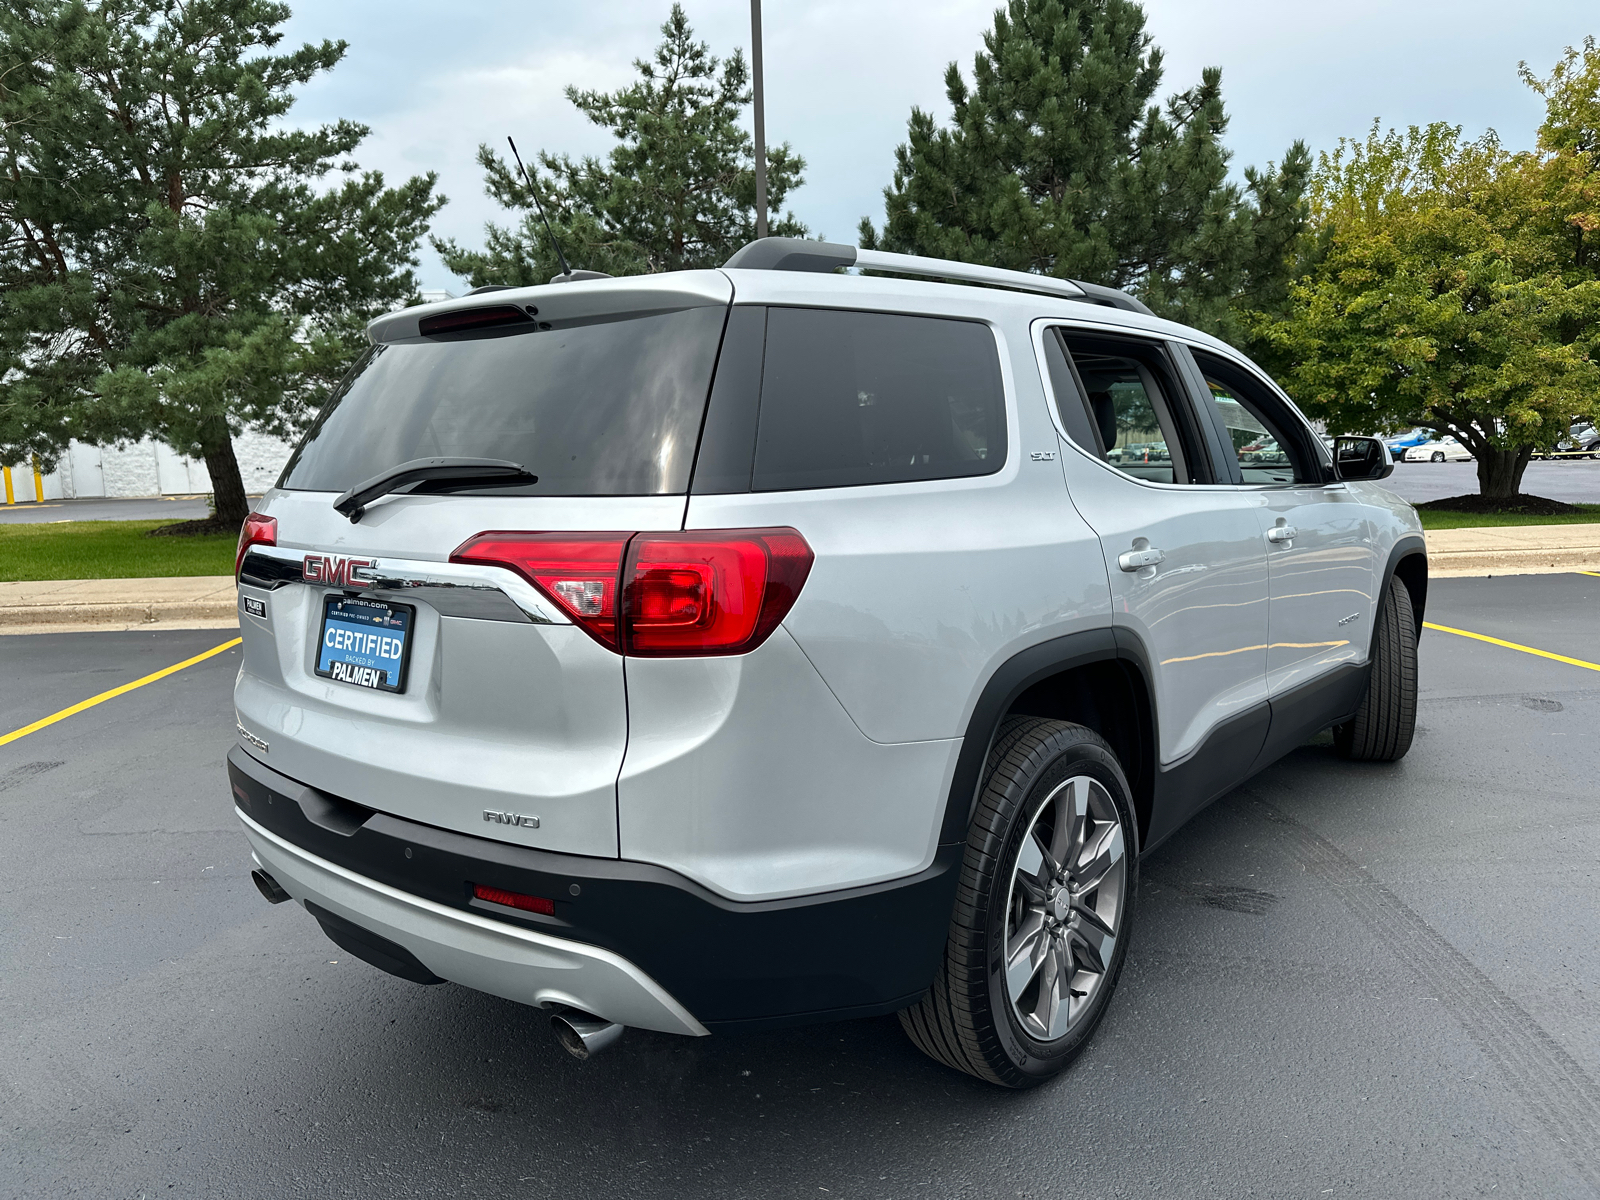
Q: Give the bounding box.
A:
[315,594,415,694]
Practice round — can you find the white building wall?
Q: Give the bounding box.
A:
[235,429,295,493]
[10,432,295,503]
[99,440,162,497]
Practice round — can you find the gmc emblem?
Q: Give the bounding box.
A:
[302,554,373,586]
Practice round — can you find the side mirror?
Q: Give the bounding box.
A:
[1334,435,1393,481]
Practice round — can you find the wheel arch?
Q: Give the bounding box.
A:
[937,629,1158,854]
[1381,535,1428,652]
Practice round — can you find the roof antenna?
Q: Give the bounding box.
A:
[507,136,607,284]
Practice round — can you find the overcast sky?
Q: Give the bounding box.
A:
[278,1,1595,294]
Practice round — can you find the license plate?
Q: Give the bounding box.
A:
[315,595,413,693]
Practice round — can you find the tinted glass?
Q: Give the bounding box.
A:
[688,306,767,494]
[751,307,1005,491]
[280,305,727,496]
[1192,351,1315,485]
[1205,382,1295,482]
[1057,336,1191,484]
[1042,330,1100,452]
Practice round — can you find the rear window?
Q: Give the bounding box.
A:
[751,307,1005,491]
[279,305,727,496]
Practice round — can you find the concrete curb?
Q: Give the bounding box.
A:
[0,575,238,635]
[1424,524,1600,578]
[1,617,241,637]
[0,600,237,626]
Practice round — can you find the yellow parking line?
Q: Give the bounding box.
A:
[1423,622,1600,673]
[1579,571,1600,578]
[0,637,242,747]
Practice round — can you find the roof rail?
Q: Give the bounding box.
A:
[1067,279,1155,317]
[723,237,1151,314]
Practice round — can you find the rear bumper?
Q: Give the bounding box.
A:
[229,746,959,1032]
[241,807,708,1036]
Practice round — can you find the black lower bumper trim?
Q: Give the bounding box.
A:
[306,901,444,985]
[229,746,960,1030]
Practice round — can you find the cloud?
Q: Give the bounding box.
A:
[278,0,1591,291]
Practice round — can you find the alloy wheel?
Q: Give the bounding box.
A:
[1002,775,1128,1043]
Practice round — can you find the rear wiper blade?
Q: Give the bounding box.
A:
[334,457,537,523]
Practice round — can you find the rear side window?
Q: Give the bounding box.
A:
[1052,331,1207,485]
[750,307,1005,491]
[279,305,727,496]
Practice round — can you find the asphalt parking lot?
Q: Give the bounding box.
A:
[3,574,1598,1199]
[1380,457,1600,506]
[0,496,215,525]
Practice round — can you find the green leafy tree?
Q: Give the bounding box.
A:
[436,4,805,287]
[1265,40,1600,499]
[0,0,443,527]
[858,0,1310,343]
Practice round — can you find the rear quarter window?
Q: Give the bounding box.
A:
[750,307,1006,492]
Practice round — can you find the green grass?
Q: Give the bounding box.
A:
[0,520,236,581]
[1416,505,1600,530]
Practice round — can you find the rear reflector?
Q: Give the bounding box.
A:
[235,512,277,577]
[472,884,556,915]
[449,527,813,657]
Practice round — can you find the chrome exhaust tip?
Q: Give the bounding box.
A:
[251,868,291,905]
[550,1009,625,1060]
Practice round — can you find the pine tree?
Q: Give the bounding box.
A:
[436,4,805,286]
[859,0,1309,343]
[0,0,443,527]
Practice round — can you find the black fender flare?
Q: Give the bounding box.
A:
[935,627,1158,852]
[1372,533,1428,658]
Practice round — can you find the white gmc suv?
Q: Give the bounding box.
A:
[229,238,1424,1087]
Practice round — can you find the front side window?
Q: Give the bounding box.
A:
[751,307,1006,491]
[1191,350,1322,486]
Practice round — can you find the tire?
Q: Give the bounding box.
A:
[898,718,1137,1088]
[1431,451,1445,462]
[1335,576,1418,762]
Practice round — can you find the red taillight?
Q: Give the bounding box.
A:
[471,883,555,915]
[449,527,813,657]
[235,513,277,577]
[451,532,632,649]
[624,530,813,656]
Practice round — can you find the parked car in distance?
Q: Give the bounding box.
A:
[1404,435,1473,462]
[1241,438,1282,462]
[1384,428,1435,460]
[1539,422,1600,459]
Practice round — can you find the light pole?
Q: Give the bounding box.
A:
[750,0,768,239]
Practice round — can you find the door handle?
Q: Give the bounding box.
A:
[1266,524,1298,544]
[1118,547,1165,571]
